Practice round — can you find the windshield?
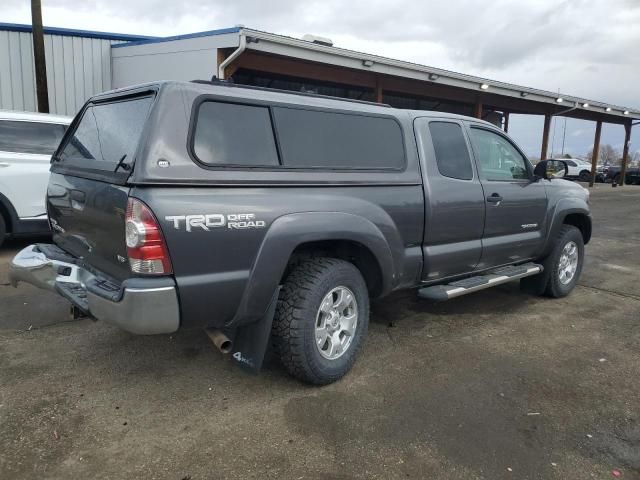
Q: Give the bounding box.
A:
[58,95,153,170]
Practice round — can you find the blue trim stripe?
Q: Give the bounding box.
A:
[0,22,158,42]
[110,27,241,48]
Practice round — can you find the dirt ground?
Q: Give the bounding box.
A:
[1,184,639,480]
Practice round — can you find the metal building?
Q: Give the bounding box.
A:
[0,23,154,116]
[1,23,638,183]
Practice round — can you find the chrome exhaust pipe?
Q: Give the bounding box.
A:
[206,329,233,354]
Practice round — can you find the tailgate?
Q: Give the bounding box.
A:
[48,93,155,282]
[47,173,130,281]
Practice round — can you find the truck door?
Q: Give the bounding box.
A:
[466,124,548,269]
[414,118,486,281]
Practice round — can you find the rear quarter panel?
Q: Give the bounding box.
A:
[132,186,424,329]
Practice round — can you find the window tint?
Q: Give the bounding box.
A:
[428,122,473,180]
[0,120,66,155]
[273,107,404,169]
[469,128,530,181]
[193,102,279,166]
[566,160,577,167]
[59,96,153,169]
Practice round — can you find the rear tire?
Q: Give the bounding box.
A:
[0,215,6,248]
[272,257,369,385]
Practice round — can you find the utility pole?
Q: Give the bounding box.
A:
[31,0,49,113]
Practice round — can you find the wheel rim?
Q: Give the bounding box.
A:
[315,286,358,360]
[558,241,579,285]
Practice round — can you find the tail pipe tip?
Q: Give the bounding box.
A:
[206,329,233,354]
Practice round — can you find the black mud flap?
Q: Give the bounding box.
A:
[230,287,280,373]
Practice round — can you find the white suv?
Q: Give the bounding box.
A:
[0,110,71,247]
[548,157,593,182]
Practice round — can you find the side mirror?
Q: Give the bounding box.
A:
[534,159,568,180]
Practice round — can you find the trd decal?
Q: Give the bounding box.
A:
[165,213,266,232]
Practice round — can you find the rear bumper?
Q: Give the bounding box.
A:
[9,244,179,335]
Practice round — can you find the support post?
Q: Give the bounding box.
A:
[540,113,552,160]
[619,121,632,186]
[31,0,49,113]
[589,120,602,188]
[474,98,483,119]
[375,75,383,103]
[503,112,510,132]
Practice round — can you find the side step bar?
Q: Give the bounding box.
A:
[418,262,543,301]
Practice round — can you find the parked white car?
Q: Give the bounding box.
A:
[553,158,593,182]
[0,110,71,247]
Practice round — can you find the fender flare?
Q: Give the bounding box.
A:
[542,197,591,256]
[230,211,399,327]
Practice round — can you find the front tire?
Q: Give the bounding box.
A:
[521,225,584,297]
[272,257,370,385]
[544,225,584,298]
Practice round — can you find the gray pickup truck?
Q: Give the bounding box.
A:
[10,81,591,384]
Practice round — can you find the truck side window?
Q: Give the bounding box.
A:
[428,122,473,180]
[193,102,279,166]
[273,107,405,170]
[469,128,530,181]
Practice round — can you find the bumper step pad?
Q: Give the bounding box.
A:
[418,262,543,301]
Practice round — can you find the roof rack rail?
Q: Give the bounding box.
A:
[190,78,391,108]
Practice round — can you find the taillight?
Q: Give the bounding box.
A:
[125,197,172,275]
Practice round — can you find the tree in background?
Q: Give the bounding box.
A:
[585,144,620,166]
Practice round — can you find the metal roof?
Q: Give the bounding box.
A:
[0,22,157,42]
[111,26,241,48]
[238,28,639,121]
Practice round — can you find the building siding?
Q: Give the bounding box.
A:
[111,33,238,88]
[0,29,123,116]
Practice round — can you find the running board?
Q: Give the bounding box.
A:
[418,263,543,301]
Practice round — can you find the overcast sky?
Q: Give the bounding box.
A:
[4,0,640,158]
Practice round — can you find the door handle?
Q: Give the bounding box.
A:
[486,193,503,203]
[0,162,9,167]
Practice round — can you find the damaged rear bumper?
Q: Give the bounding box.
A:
[9,244,179,335]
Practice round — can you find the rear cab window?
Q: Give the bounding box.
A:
[54,94,155,180]
[190,99,406,170]
[0,120,66,155]
[428,122,473,180]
